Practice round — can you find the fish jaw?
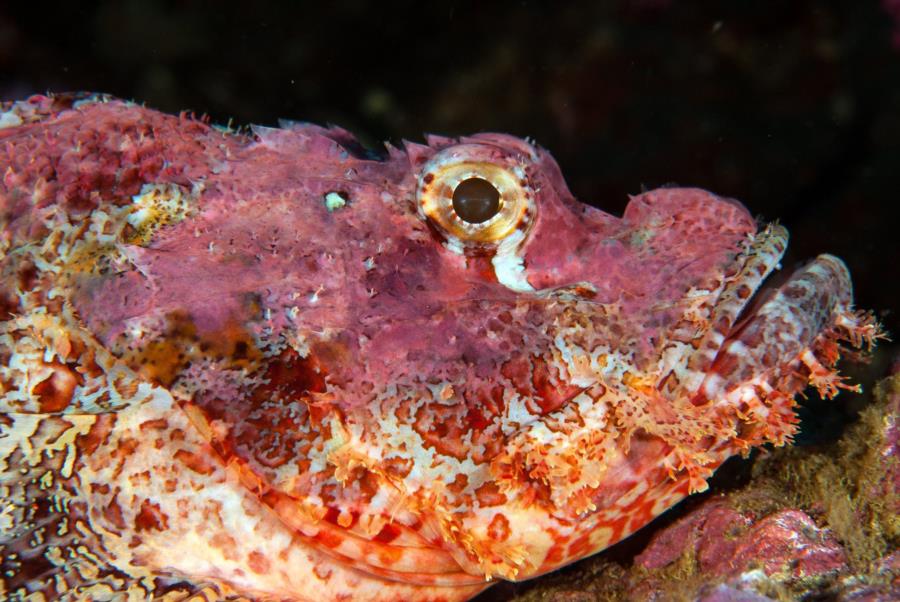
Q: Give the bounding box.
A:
[463,254,881,580]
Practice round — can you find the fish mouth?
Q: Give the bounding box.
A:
[694,249,857,406]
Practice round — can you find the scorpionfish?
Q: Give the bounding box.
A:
[0,94,880,601]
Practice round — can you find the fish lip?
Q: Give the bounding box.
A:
[724,226,792,329]
[696,253,855,405]
[722,260,790,339]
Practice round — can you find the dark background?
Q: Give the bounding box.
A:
[1,1,898,597]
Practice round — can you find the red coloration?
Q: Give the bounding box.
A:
[102,496,127,530]
[135,499,169,532]
[31,362,80,411]
[174,449,216,475]
[487,513,511,542]
[374,524,402,544]
[248,550,271,574]
[531,355,583,414]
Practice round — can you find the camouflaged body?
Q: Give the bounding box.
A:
[0,95,880,601]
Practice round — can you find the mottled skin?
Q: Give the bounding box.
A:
[0,94,881,601]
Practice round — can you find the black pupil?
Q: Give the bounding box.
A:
[452,177,501,224]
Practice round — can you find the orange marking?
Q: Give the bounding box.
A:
[32,362,81,411]
[567,532,593,560]
[487,513,511,542]
[374,523,402,544]
[475,481,507,507]
[102,495,127,530]
[135,499,169,532]
[247,550,271,574]
[174,448,216,475]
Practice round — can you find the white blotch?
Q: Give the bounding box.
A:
[492,229,534,292]
[309,284,325,304]
[443,235,465,255]
[702,373,725,399]
[725,340,749,358]
[324,191,347,211]
[504,393,538,428]
[0,110,23,129]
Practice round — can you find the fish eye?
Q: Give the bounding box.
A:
[452,177,501,224]
[417,144,535,250]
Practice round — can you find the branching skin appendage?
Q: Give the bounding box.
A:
[0,94,883,601]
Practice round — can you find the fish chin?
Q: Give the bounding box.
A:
[472,250,881,582]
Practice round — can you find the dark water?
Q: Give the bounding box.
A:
[2,1,898,597]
